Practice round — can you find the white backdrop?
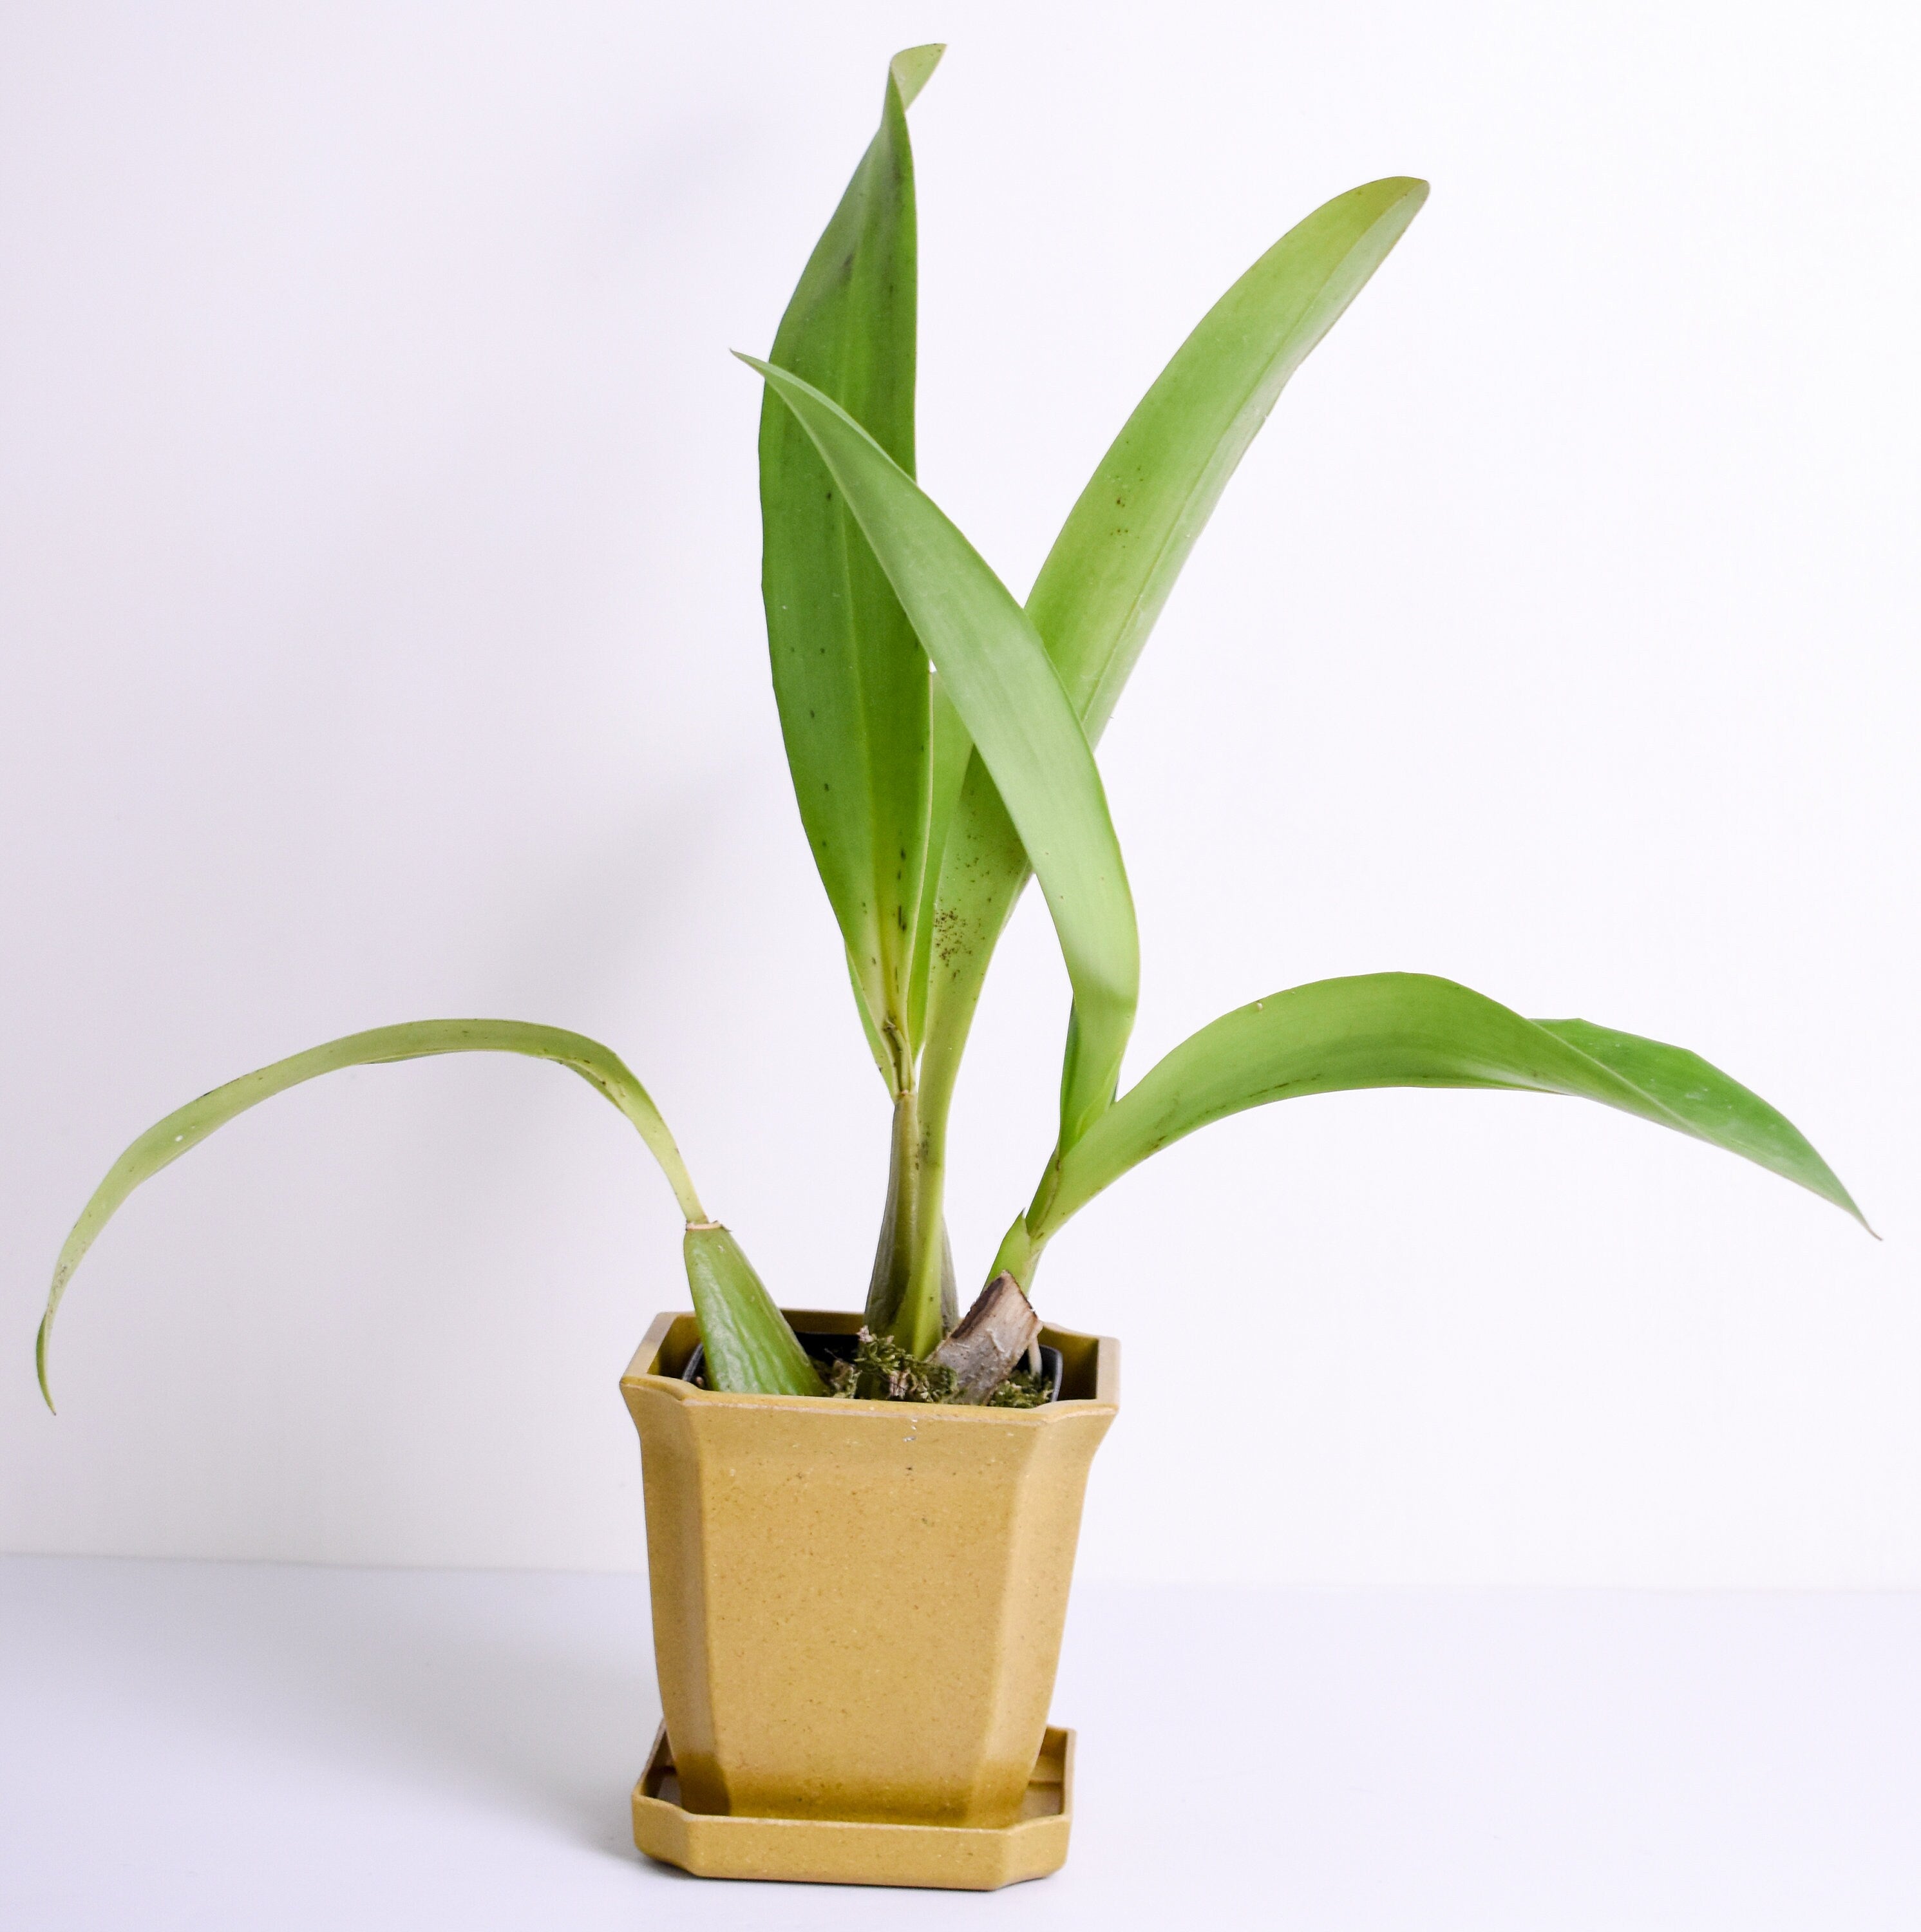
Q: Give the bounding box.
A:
[2,0,1913,1586]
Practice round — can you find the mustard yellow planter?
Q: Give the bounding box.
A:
[621,1308,1117,1888]
[632,1723,1075,1889]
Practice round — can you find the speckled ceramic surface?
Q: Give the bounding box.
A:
[621,1309,1116,1841]
[631,1721,1075,1889]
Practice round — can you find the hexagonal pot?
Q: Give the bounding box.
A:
[620,1307,1117,1886]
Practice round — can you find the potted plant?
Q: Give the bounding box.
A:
[37,43,1865,1893]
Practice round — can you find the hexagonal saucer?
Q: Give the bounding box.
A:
[632,1724,1074,1890]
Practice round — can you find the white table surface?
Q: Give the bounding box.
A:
[3,1555,1916,1930]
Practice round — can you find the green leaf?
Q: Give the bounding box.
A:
[683,1224,825,1397]
[1533,1018,1866,1223]
[740,353,1140,1150]
[844,941,895,1086]
[1032,175,1428,737]
[918,178,1429,1135]
[757,46,944,1090]
[1027,972,1866,1244]
[905,670,972,1052]
[35,1019,809,1406]
[886,43,945,108]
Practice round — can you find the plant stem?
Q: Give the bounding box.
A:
[864,1085,954,1355]
[988,1213,1039,1289]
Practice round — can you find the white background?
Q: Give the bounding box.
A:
[2,0,1913,1587]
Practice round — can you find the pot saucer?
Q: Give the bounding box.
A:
[631,1724,1073,1890]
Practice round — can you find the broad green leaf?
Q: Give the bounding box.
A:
[1533,1018,1864,1217]
[741,354,1140,1148]
[758,46,944,1090]
[35,1019,808,1406]
[1032,175,1428,736]
[918,178,1429,1130]
[1027,973,1866,1244]
[683,1224,825,1397]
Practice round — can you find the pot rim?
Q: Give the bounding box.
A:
[623,1308,1119,1418]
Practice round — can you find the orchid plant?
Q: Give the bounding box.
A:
[37,46,1865,1408]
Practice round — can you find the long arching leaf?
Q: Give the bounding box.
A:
[37,1019,820,1405]
[917,178,1429,1132]
[1016,973,1865,1256]
[741,354,1140,1150]
[758,46,944,1090]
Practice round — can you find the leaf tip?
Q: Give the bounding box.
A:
[1348,175,1430,226]
[1804,1157,1872,1238]
[35,1314,56,1415]
[889,44,945,108]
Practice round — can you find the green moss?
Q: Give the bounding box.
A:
[825,1330,959,1403]
[985,1367,1049,1408]
[823,1329,1050,1407]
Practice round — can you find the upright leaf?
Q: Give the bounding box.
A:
[741,355,1140,1146]
[36,1019,819,1405]
[1032,175,1428,737]
[918,178,1429,1128]
[906,672,972,1051]
[759,46,945,1089]
[1021,973,1866,1248]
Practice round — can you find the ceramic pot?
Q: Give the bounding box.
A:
[621,1308,1117,1839]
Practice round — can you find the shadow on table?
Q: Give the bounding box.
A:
[26,1559,660,1860]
